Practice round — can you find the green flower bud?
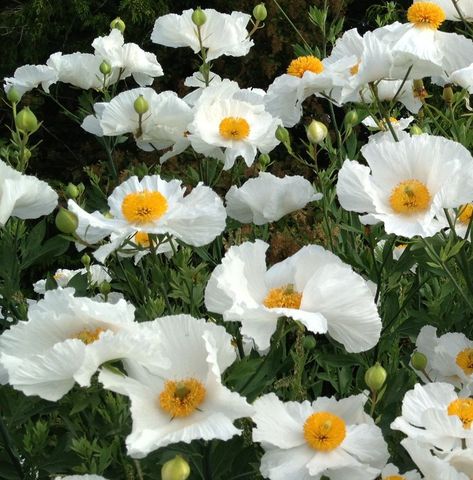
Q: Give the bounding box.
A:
[65,183,80,199]
[6,87,21,104]
[100,60,112,76]
[411,351,428,371]
[258,153,271,169]
[16,107,39,133]
[442,85,454,105]
[81,253,91,268]
[364,362,387,392]
[307,120,328,144]
[110,17,126,33]
[302,335,316,350]
[21,148,32,163]
[253,3,267,21]
[410,125,423,135]
[161,455,191,480]
[55,208,78,234]
[344,110,359,128]
[134,95,149,115]
[192,7,207,27]
[275,125,290,144]
[99,281,112,296]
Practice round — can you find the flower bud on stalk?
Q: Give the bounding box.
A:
[55,208,78,234]
[442,85,454,106]
[110,17,126,33]
[100,60,112,76]
[364,362,387,392]
[81,253,91,268]
[413,79,428,101]
[65,183,80,199]
[410,125,423,135]
[258,153,271,170]
[192,7,207,27]
[99,281,112,296]
[344,110,359,128]
[275,125,290,144]
[7,87,21,104]
[161,455,191,480]
[16,107,39,133]
[253,3,267,21]
[134,95,149,115]
[307,120,328,144]
[411,351,428,371]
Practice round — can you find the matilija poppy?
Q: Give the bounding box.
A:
[252,392,389,480]
[336,134,473,238]
[205,240,381,353]
[98,315,254,458]
[381,463,422,480]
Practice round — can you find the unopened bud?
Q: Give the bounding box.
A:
[364,362,387,392]
[410,125,423,135]
[302,335,316,350]
[253,3,267,21]
[413,79,428,101]
[307,120,328,144]
[6,87,21,104]
[192,7,207,27]
[275,125,290,144]
[65,183,80,199]
[161,455,191,480]
[100,60,112,76]
[442,85,454,105]
[134,95,149,115]
[81,253,91,268]
[258,153,271,169]
[110,17,126,33]
[16,107,39,133]
[411,351,428,371]
[21,148,31,163]
[99,281,112,296]
[344,110,359,128]
[55,208,78,234]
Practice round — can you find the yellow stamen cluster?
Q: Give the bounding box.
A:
[121,190,168,224]
[219,117,250,141]
[456,348,473,376]
[407,2,446,29]
[379,117,399,131]
[133,231,151,248]
[350,62,360,75]
[263,284,302,309]
[458,204,473,225]
[287,55,324,78]
[384,476,406,480]
[448,398,473,428]
[159,378,206,418]
[303,411,346,451]
[389,179,431,215]
[73,327,106,345]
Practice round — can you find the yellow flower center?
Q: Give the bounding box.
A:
[287,55,324,78]
[219,117,250,141]
[121,190,168,225]
[389,179,431,215]
[456,348,473,376]
[303,411,346,451]
[53,272,66,281]
[458,204,473,225]
[384,476,405,480]
[158,378,206,418]
[350,62,360,75]
[379,117,399,131]
[73,327,106,345]
[448,398,473,428]
[407,2,446,29]
[133,231,150,247]
[263,284,302,309]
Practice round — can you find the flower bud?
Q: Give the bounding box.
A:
[16,107,39,133]
[134,95,149,115]
[21,148,32,163]
[55,208,78,234]
[65,183,80,199]
[344,110,359,128]
[275,125,290,144]
[253,3,267,21]
[409,125,423,135]
[258,153,271,169]
[307,120,328,144]
[442,85,454,105]
[302,335,316,350]
[161,455,191,480]
[110,17,126,33]
[81,253,91,268]
[99,281,112,296]
[192,8,207,27]
[411,351,428,371]
[364,362,387,392]
[6,87,21,104]
[413,79,428,100]
[100,60,112,76]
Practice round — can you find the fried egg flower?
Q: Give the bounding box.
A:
[391,382,473,451]
[446,204,473,239]
[252,392,389,480]
[68,174,226,249]
[225,172,322,225]
[336,134,473,238]
[3,64,58,98]
[98,314,254,458]
[381,463,422,480]
[413,0,473,21]
[0,160,58,227]
[151,9,253,61]
[0,289,169,401]
[362,116,414,143]
[205,240,381,353]
[413,325,473,391]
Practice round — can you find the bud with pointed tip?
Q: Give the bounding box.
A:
[275,125,290,144]
[81,253,91,268]
[16,107,39,133]
[65,183,80,199]
[258,153,271,169]
[134,95,149,115]
[364,363,387,392]
[55,208,78,234]
[110,17,126,33]
[442,85,454,105]
[411,351,428,371]
[21,148,31,163]
[192,8,207,27]
[307,120,328,144]
[253,3,267,21]
[100,60,112,76]
[344,110,359,128]
[302,335,316,350]
[161,455,191,480]
[410,125,423,135]
[7,87,21,104]
[99,281,112,296]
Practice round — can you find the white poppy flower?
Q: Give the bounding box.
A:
[336,134,473,238]
[151,9,253,61]
[68,174,226,249]
[413,0,473,21]
[0,288,169,400]
[391,382,473,451]
[252,392,389,480]
[3,64,58,98]
[362,115,414,142]
[99,314,254,458]
[402,438,473,480]
[413,325,473,391]
[182,70,223,106]
[0,160,58,227]
[450,62,473,93]
[381,462,422,480]
[225,172,322,225]
[205,240,381,353]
